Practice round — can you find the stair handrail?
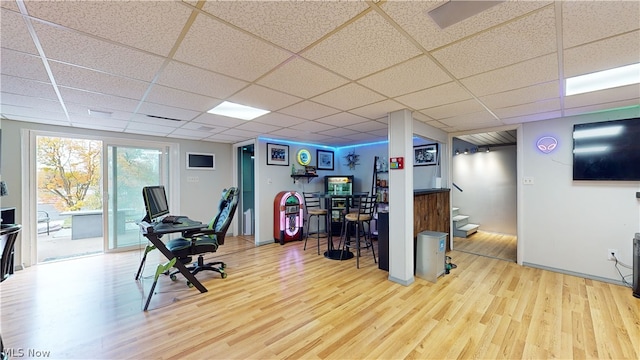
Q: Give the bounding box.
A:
[452,182,463,192]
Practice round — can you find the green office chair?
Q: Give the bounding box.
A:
[166,187,239,282]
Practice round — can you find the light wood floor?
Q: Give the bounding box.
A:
[454,231,517,262]
[1,235,638,359]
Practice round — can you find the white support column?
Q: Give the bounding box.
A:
[387,109,414,286]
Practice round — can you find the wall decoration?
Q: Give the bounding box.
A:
[296,149,311,166]
[316,149,334,170]
[344,149,360,170]
[267,143,289,166]
[414,144,438,166]
[536,136,558,154]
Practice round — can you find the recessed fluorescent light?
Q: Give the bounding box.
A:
[573,146,609,154]
[573,125,623,139]
[207,101,270,120]
[566,63,640,96]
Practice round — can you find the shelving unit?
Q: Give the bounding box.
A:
[290,174,318,183]
[372,156,389,206]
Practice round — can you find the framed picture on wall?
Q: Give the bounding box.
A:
[414,144,438,166]
[267,143,289,166]
[316,149,334,170]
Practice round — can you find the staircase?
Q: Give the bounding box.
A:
[452,207,479,238]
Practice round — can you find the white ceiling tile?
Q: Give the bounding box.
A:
[66,104,132,121]
[49,62,150,100]
[145,85,218,113]
[71,122,126,133]
[563,31,640,78]
[461,54,558,96]
[220,128,261,139]
[493,98,561,119]
[0,8,38,54]
[317,127,359,138]
[124,125,173,137]
[564,84,640,109]
[302,11,421,80]
[201,1,368,53]
[2,113,69,126]
[169,128,210,140]
[266,128,312,140]
[0,49,49,82]
[203,134,245,143]
[257,57,348,99]
[480,82,559,109]
[24,1,192,56]
[234,121,282,134]
[432,7,557,78]
[562,1,640,48]
[278,101,340,120]
[439,111,501,129]
[1,1,20,11]
[381,1,551,51]
[0,104,68,122]
[396,82,471,110]
[156,61,247,100]
[349,99,406,120]
[344,120,387,133]
[1,74,57,100]
[70,116,128,130]
[502,110,562,124]
[421,99,487,120]
[32,22,165,82]
[228,85,302,112]
[252,113,306,128]
[129,114,183,128]
[179,122,228,133]
[191,113,247,128]
[174,14,291,82]
[290,120,335,133]
[311,83,385,111]
[316,113,368,127]
[59,88,140,113]
[137,102,200,122]
[564,99,640,118]
[358,55,452,97]
[1,93,64,114]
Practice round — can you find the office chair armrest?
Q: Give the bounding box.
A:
[181,228,224,239]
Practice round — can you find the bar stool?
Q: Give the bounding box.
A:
[302,192,328,255]
[339,194,377,268]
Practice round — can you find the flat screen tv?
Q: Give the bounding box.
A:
[573,117,640,181]
[142,185,170,222]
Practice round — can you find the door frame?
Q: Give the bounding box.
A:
[232,139,256,242]
[22,129,180,266]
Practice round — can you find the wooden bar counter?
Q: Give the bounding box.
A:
[414,188,451,251]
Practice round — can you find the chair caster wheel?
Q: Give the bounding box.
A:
[220,263,226,269]
[186,281,194,288]
[220,271,227,279]
[170,274,177,281]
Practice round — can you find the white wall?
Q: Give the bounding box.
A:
[452,144,517,235]
[521,107,640,282]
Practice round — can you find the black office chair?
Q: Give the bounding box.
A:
[339,194,377,268]
[302,192,328,255]
[166,187,238,281]
[1,224,22,282]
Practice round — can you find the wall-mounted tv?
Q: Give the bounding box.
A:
[573,117,640,181]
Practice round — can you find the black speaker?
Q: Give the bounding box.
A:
[633,233,640,298]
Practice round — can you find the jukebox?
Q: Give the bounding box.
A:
[273,191,304,245]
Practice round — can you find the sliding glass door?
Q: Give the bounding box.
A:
[105,144,168,251]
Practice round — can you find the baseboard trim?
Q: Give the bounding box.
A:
[388,275,415,286]
[522,262,628,287]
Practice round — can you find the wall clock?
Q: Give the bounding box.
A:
[297,149,311,166]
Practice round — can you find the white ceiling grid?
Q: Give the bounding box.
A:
[1,0,638,147]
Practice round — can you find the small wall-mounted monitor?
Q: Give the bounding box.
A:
[186,152,215,170]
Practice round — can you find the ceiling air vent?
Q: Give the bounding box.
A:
[146,114,182,122]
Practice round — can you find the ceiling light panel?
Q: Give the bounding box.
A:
[566,63,640,96]
[207,101,270,121]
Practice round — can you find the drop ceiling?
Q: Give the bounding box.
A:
[1,1,638,146]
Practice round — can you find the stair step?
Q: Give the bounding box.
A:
[452,215,468,222]
[452,207,459,216]
[454,223,479,237]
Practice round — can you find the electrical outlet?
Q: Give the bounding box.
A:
[523,177,534,185]
[607,249,618,261]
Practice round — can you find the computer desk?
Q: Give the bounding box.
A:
[136,218,207,311]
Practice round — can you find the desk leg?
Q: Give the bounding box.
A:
[144,258,176,311]
[145,234,208,293]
